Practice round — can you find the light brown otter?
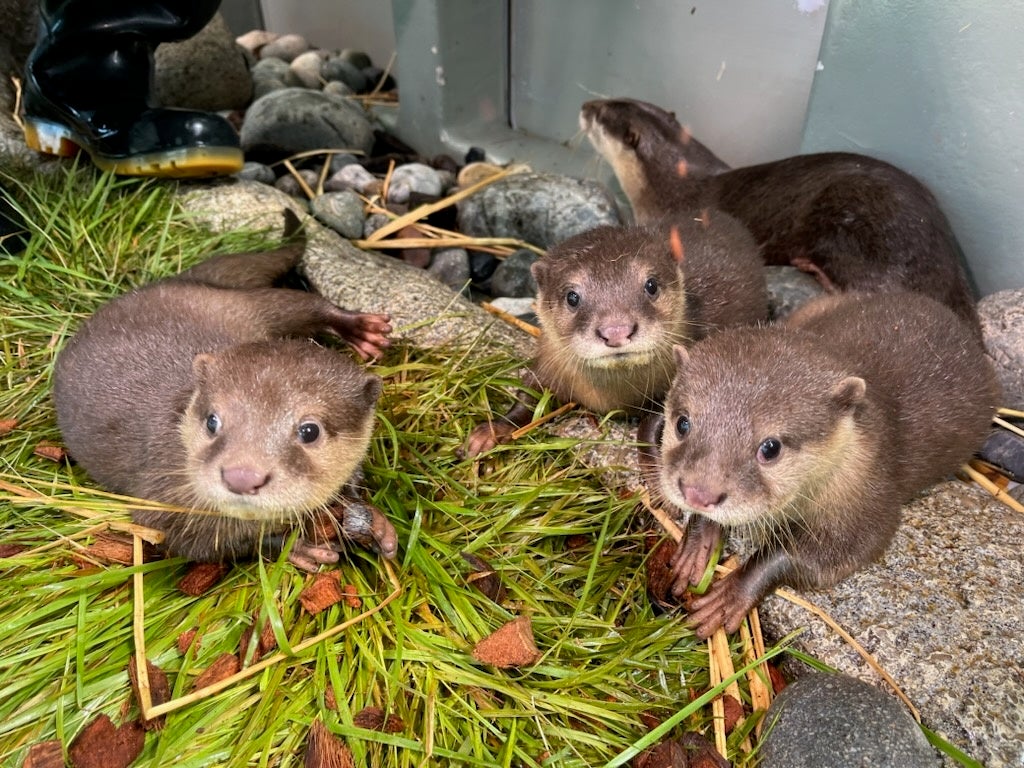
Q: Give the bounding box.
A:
[52,211,397,568]
[638,291,999,638]
[464,213,768,456]
[580,97,981,334]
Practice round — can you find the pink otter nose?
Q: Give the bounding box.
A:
[681,483,726,511]
[597,323,637,348]
[222,466,270,495]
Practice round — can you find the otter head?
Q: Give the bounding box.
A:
[658,328,866,538]
[179,339,381,526]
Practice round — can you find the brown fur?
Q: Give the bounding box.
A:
[581,97,981,334]
[53,214,394,563]
[462,216,767,456]
[647,291,999,637]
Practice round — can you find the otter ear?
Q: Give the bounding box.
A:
[530,259,548,284]
[673,344,691,368]
[831,376,866,409]
[624,126,640,149]
[192,353,217,383]
[362,374,383,407]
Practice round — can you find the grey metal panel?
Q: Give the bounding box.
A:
[801,0,1024,295]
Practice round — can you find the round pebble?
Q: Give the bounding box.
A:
[325,163,379,195]
[235,161,276,185]
[321,56,369,93]
[310,190,366,240]
[274,169,319,198]
[490,248,540,298]
[289,49,328,89]
[386,163,443,204]
[469,251,499,288]
[260,33,309,62]
[427,248,471,292]
[339,48,373,70]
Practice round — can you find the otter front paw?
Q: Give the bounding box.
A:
[461,421,516,458]
[330,309,392,361]
[669,517,724,597]
[288,540,342,573]
[686,571,755,639]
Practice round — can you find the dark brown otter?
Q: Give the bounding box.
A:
[464,213,768,456]
[639,291,999,638]
[581,97,980,334]
[52,211,397,568]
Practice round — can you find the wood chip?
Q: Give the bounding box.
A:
[767,662,787,694]
[471,616,541,668]
[68,714,145,768]
[460,552,506,604]
[83,534,135,565]
[177,562,230,595]
[0,543,28,558]
[127,657,171,731]
[0,418,17,436]
[305,719,354,768]
[678,732,729,768]
[238,617,277,664]
[176,628,199,655]
[341,584,362,609]
[645,535,681,611]
[352,706,404,733]
[33,442,65,462]
[324,686,338,712]
[635,739,688,768]
[719,693,744,734]
[192,652,240,692]
[299,573,345,615]
[22,740,63,768]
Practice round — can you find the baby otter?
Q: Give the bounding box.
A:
[464,213,768,456]
[53,211,397,568]
[639,291,999,638]
[581,97,980,333]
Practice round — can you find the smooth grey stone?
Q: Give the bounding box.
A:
[978,287,1024,409]
[325,163,379,195]
[154,13,252,111]
[321,56,369,93]
[362,65,395,93]
[241,88,375,159]
[765,265,824,320]
[457,171,620,249]
[322,80,355,99]
[760,672,939,768]
[259,33,308,63]
[235,161,275,185]
[426,247,471,292]
[273,169,318,198]
[490,248,539,298]
[310,190,366,240]
[289,49,328,89]
[488,296,537,324]
[251,56,290,80]
[329,152,362,175]
[234,29,277,58]
[469,251,499,288]
[339,48,373,71]
[362,213,391,239]
[386,163,443,204]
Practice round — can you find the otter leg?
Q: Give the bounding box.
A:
[176,246,304,289]
[687,547,799,638]
[669,515,724,597]
[790,254,839,292]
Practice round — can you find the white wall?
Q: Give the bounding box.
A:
[259,0,396,67]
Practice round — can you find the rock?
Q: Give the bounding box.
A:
[362,213,390,239]
[250,57,292,98]
[490,249,539,298]
[274,169,318,198]
[978,429,1024,482]
[764,265,824,320]
[488,296,537,323]
[978,287,1024,409]
[469,251,499,289]
[427,248,471,292]
[361,65,395,93]
[240,88,375,162]
[759,672,939,768]
[325,163,379,195]
[311,190,366,240]
[289,49,328,89]
[386,163,443,205]
[259,33,308,63]
[235,29,278,58]
[339,48,373,71]
[153,13,253,111]
[329,153,362,175]
[322,80,354,99]
[457,171,621,249]
[759,480,1024,767]
[321,56,369,93]
[235,161,275,185]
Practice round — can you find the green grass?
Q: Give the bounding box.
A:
[0,165,774,767]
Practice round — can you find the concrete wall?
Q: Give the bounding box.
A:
[259,0,396,68]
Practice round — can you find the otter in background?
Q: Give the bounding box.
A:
[581,97,980,334]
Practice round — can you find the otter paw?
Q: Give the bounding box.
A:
[669,518,723,596]
[461,421,516,458]
[686,572,753,639]
[288,540,342,573]
[338,499,398,560]
[331,309,392,361]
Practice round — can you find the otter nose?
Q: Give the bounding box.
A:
[597,323,637,348]
[681,482,726,511]
[222,466,270,495]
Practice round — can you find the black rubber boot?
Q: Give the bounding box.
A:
[21,0,243,178]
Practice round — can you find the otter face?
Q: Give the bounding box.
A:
[657,333,866,536]
[532,226,690,372]
[178,340,381,524]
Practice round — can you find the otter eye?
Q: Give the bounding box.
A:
[758,438,782,463]
[644,277,659,297]
[675,414,690,438]
[297,421,322,445]
[205,413,221,436]
[566,289,581,308]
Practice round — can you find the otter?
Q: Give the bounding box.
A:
[464,213,768,456]
[580,97,980,333]
[639,291,999,638]
[52,211,397,568]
